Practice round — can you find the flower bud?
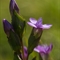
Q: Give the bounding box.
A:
[3,19,13,36]
[9,0,19,15]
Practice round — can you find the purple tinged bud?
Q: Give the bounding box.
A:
[9,0,19,15]
[24,46,28,58]
[3,19,13,36]
[21,46,28,59]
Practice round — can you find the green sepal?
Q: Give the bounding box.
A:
[8,30,21,51]
[12,10,26,38]
[32,57,36,60]
[39,54,43,60]
[28,28,43,55]
[40,54,53,60]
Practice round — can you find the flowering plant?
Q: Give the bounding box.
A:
[2,0,53,60]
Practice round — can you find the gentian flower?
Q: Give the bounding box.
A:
[9,0,19,15]
[34,44,53,54]
[3,19,13,36]
[34,44,53,60]
[27,18,52,29]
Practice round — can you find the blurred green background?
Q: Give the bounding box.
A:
[0,0,60,60]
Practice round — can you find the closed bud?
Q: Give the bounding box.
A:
[9,0,19,15]
[3,19,13,36]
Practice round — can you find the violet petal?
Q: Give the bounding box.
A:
[36,18,42,28]
[29,18,37,24]
[34,45,45,53]
[27,22,37,28]
[42,24,52,29]
[47,44,53,53]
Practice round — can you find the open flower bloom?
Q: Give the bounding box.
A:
[34,44,53,60]
[27,18,52,29]
[3,19,13,36]
[34,44,53,54]
[9,0,19,15]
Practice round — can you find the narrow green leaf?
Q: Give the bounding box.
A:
[28,28,43,55]
[12,10,26,38]
[8,30,21,51]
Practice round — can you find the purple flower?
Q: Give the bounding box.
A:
[27,18,52,29]
[34,44,53,60]
[21,46,27,60]
[3,19,13,36]
[24,46,28,58]
[9,0,19,15]
[34,44,53,54]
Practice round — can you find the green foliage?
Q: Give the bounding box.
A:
[39,54,43,60]
[0,0,60,60]
[14,52,21,60]
[32,57,36,60]
[12,10,26,38]
[28,28,43,55]
[8,30,21,52]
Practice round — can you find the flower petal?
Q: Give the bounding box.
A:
[34,45,45,53]
[27,22,37,28]
[47,44,53,53]
[36,18,42,28]
[34,48,40,53]
[42,24,52,29]
[29,18,37,24]
[37,18,42,24]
